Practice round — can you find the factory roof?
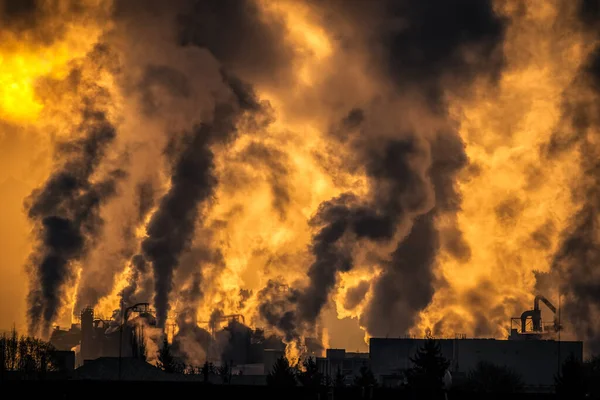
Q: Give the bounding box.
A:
[73,357,168,381]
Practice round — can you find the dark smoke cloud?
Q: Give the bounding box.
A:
[0,0,45,34]
[256,0,505,342]
[311,0,505,96]
[296,135,435,324]
[178,0,294,85]
[535,0,600,352]
[136,180,156,222]
[344,280,370,311]
[131,72,266,328]
[258,279,299,343]
[26,107,122,337]
[0,0,110,45]
[74,178,156,313]
[260,132,434,338]
[142,125,216,328]
[360,130,468,337]
[361,215,438,336]
[174,245,225,321]
[384,0,505,95]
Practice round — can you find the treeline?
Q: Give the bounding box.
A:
[0,328,57,374]
[555,354,600,399]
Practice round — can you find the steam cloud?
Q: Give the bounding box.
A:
[26,48,123,337]
[255,0,506,343]
[536,0,600,353]
[140,79,264,328]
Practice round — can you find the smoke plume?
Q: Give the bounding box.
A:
[26,46,123,336]
[253,0,506,346]
[535,0,600,352]
[132,73,267,328]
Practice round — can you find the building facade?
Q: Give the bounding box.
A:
[369,338,582,390]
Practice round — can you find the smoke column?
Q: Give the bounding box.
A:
[25,45,123,337]
[140,79,266,328]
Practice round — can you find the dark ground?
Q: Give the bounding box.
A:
[0,381,561,400]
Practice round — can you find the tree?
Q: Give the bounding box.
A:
[0,328,57,377]
[156,338,183,373]
[585,355,600,399]
[201,360,215,383]
[353,363,377,388]
[467,361,524,394]
[218,361,231,384]
[405,339,450,399]
[298,356,322,388]
[555,354,586,399]
[267,355,297,387]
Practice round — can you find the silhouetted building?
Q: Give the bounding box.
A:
[49,324,80,351]
[52,350,75,373]
[316,349,369,385]
[369,337,582,391]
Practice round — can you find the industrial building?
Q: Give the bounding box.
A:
[316,349,369,385]
[370,337,581,390]
[50,303,157,366]
[49,293,583,392]
[370,295,583,391]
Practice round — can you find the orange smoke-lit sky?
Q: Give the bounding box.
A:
[2,0,600,356]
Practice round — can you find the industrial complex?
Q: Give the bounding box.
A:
[48,294,582,391]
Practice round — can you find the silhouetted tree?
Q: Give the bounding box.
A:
[0,328,57,378]
[555,354,586,399]
[353,363,377,388]
[585,355,600,399]
[267,355,297,387]
[467,361,523,394]
[405,339,450,399]
[298,356,322,388]
[201,360,215,383]
[157,338,183,373]
[218,361,231,384]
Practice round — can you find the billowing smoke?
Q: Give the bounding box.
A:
[25,47,123,337]
[255,0,505,345]
[535,0,600,353]
[74,179,155,313]
[296,135,433,325]
[130,73,267,328]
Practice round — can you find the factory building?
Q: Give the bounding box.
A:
[316,349,369,385]
[50,303,155,366]
[48,293,584,392]
[369,295,583,392]
[370,337,581,390]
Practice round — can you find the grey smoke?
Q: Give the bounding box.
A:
[344,280,370,311]
[74,178,156,313]
[26,106,121,337]
[533,0,600,353]
[133,72,266,328]
[256,0,505,342]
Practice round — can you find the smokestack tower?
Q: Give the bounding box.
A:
[80,307,95,362]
